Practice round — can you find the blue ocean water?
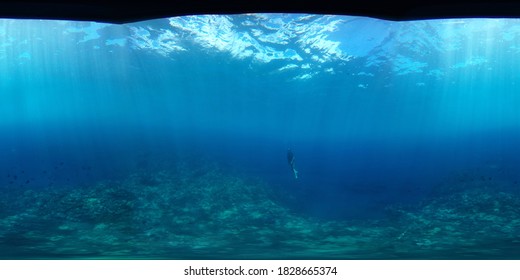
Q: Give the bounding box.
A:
[1,15,520,259]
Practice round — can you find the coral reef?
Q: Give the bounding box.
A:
[387,180,520,258]
[0,165,520,259]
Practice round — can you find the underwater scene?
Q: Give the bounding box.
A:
[1,14,520,259]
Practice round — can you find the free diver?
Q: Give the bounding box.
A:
[287,148,298,179]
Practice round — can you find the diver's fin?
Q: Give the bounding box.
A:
[293,169,298,179]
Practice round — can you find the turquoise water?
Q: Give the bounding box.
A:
[1,15,520,259]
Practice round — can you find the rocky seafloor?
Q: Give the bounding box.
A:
[0,164,519,259]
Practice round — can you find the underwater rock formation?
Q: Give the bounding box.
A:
[0,165,519,259]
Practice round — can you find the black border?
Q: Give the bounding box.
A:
[1,0,520,23]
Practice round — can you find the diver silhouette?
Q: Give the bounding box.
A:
[287,149,298,179]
